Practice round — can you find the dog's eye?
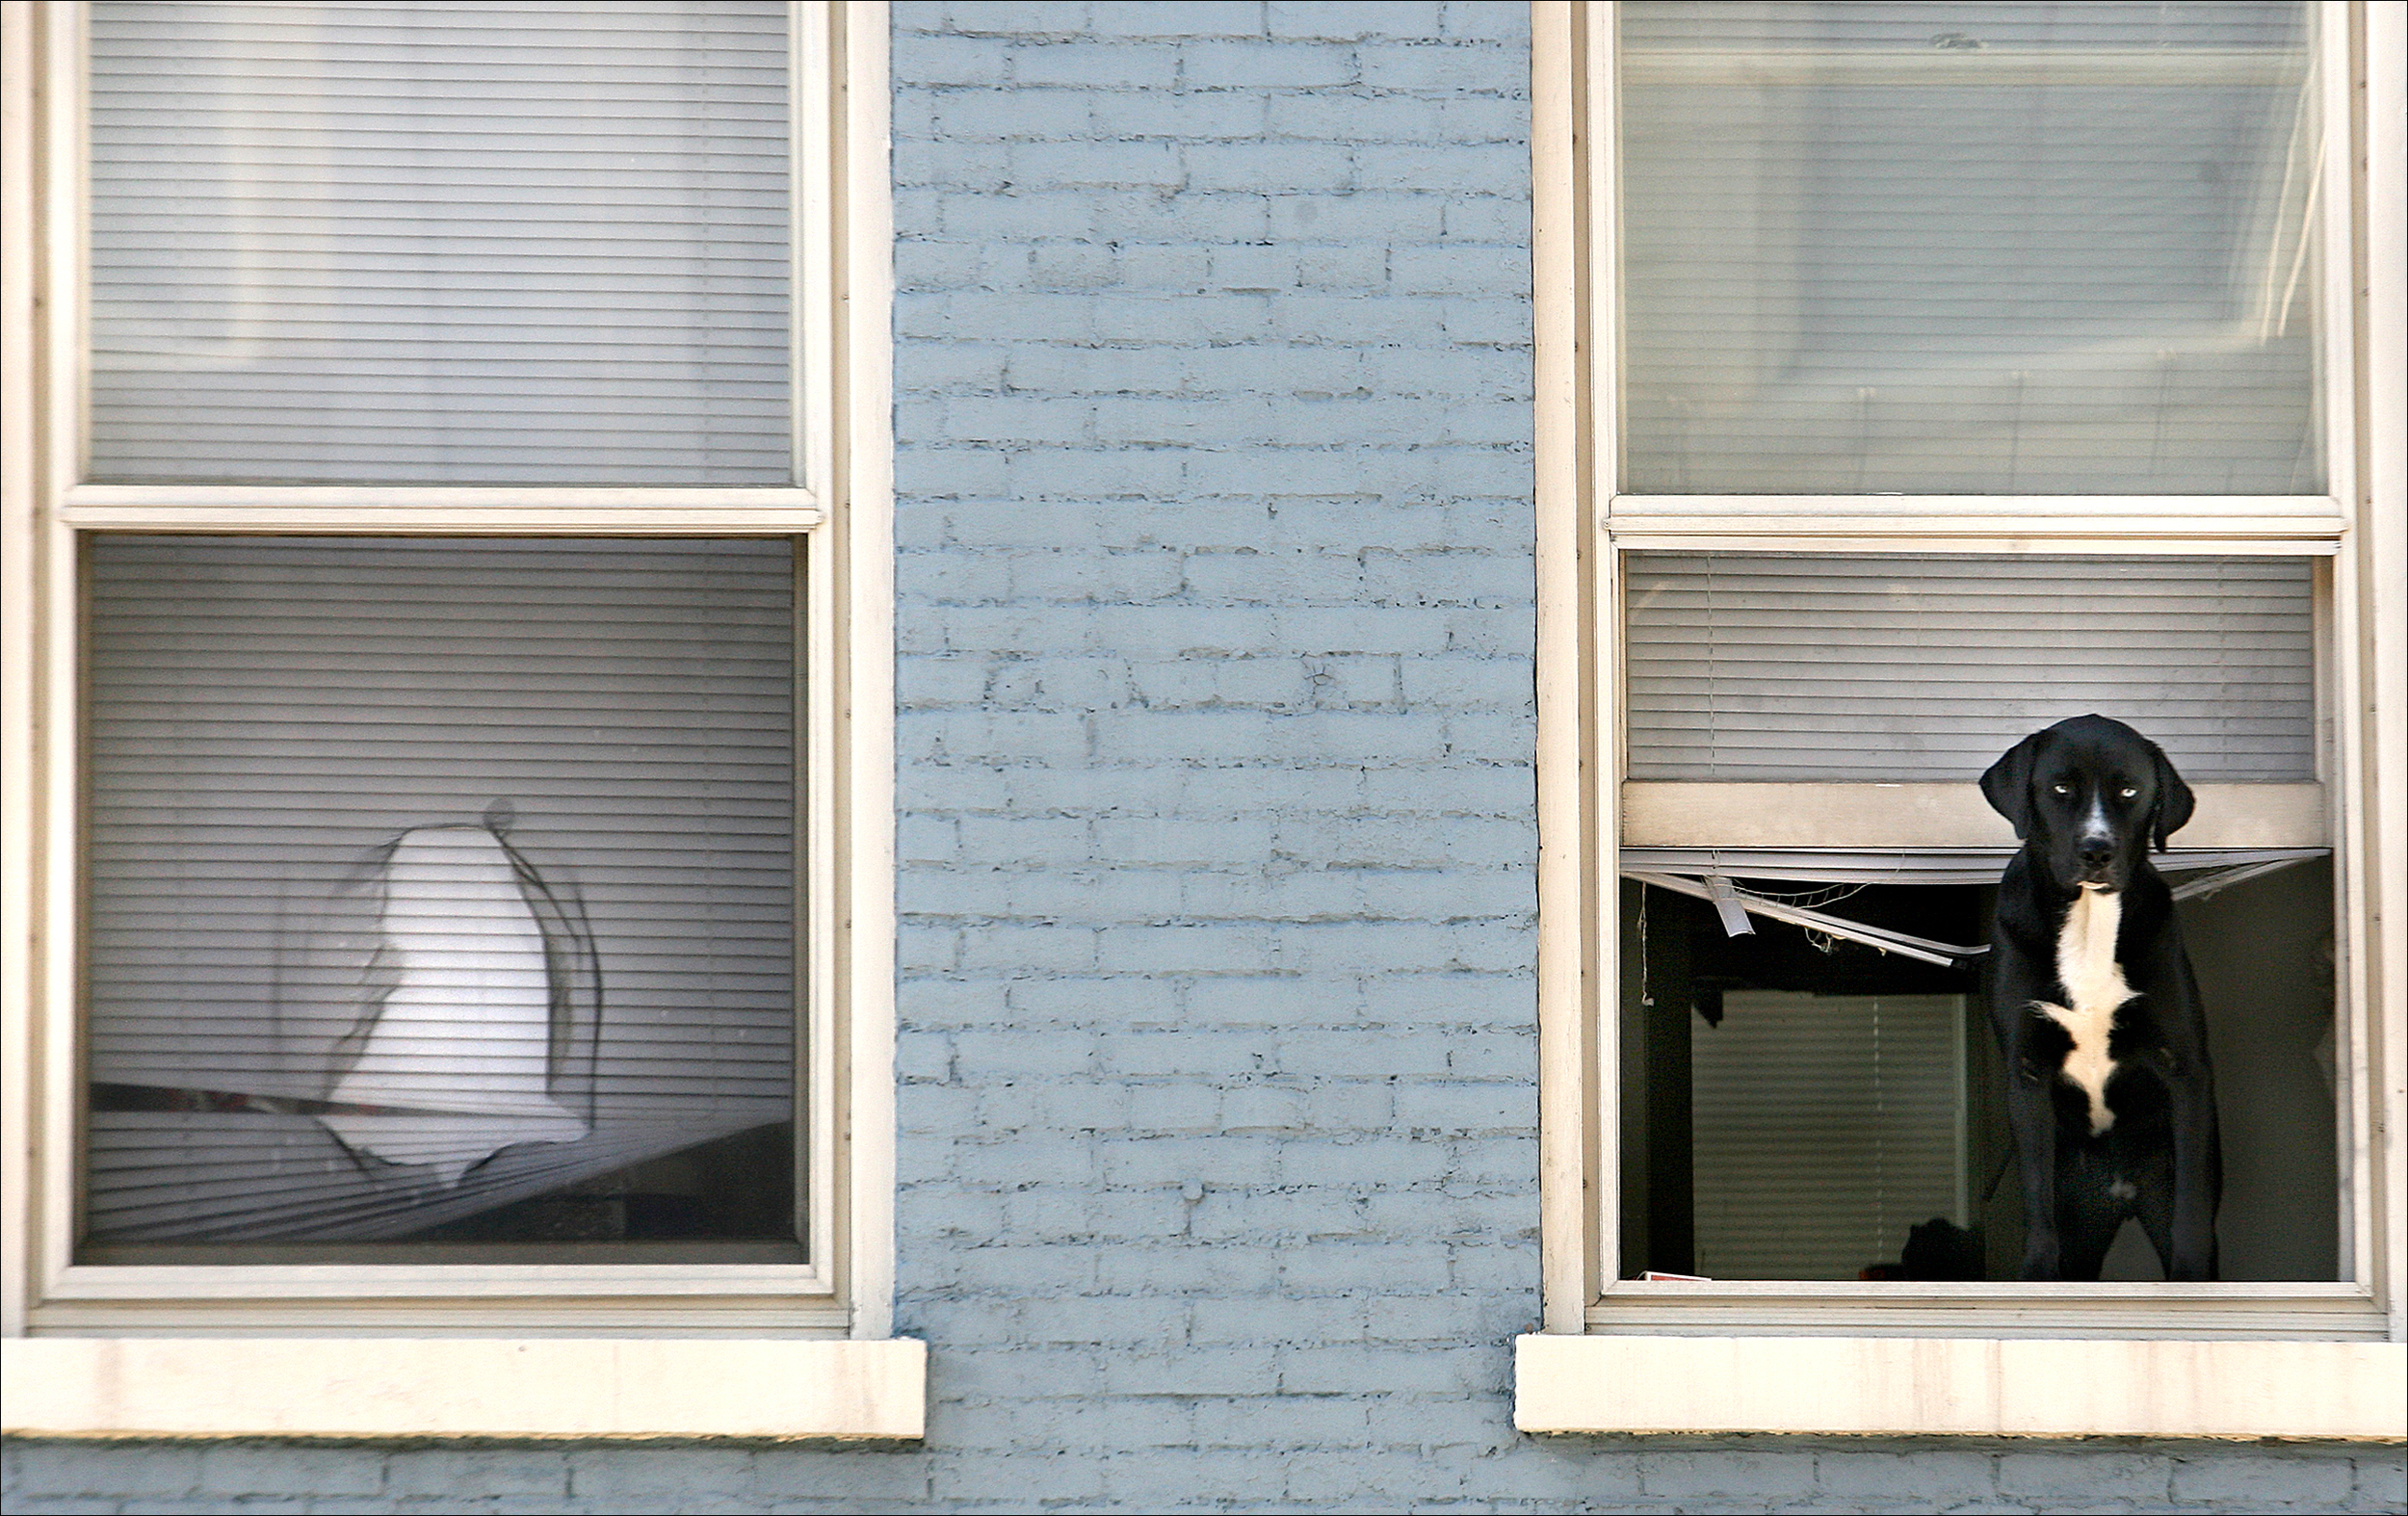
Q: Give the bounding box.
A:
[2051,783,2072,796]
[2119,786,2138,799]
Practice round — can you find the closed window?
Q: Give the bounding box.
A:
[3,0,896,1342]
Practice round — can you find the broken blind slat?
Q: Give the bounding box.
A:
[82,536,796,1242]
[87,2,793,485]
[1617,1,2321,495]
[1623,554,2316,782]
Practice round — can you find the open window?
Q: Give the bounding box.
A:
[2,1,914,1435]
[1525,0,2404,1436]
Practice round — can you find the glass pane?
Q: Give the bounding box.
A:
[1624,553,2316,781]
[87,3,793,485]
[79,537,799,1262]
[1619,2,2322,494]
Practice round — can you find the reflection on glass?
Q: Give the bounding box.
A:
[1619,1,2321,494]
[319,816,594,1189]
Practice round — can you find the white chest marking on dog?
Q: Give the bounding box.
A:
[2032,886,2133,1134]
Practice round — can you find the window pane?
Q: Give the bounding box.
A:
[1624,553,2316,781]
[1619,2,2321,494]
[80,537,798,1260]
[88,3,793,485]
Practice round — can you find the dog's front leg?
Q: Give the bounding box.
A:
[2004,1067,2062,1279]
[2140,946,2221,1282]
[1992,940,2066,1281]
[2165,1071,2221,1281]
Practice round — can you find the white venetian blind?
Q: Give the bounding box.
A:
[1624,553,2316,782]
[82,537,797,1242]
[1691,992,1966,1280]
[1618,1,2321,495]
[87,1,793,484]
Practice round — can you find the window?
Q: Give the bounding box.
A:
[1525,0,2404,1435]
[1,0,913,1433]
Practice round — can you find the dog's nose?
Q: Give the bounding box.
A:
[2078,838,2114,866]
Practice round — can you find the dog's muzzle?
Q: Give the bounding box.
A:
[2073,801,2125,887]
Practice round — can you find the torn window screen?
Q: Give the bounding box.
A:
[1622,847,2327,964]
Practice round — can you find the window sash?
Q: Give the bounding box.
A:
[38,0,842,520]
[84,0,800,488]
[79,535,804,1258]
[2,0,894,1336]
[1595,0,2361,519]
[1615,788,2330,851]
[1531,0,2394,1340]
[1620,552,2323,786]
[1612,2,2332,501]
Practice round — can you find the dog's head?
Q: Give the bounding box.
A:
[1978,714,2194,893]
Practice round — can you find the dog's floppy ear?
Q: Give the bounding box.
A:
[1979,731,2045,840]
[2150,742,2196,851]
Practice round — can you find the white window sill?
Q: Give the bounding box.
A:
[0,1337,925,1440]
[1514,1335,2406,1440]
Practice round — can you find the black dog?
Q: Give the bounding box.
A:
[1979,714,2219,1281]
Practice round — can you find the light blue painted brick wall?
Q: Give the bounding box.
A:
[8,5,2402,1511]
[888,11,1547,1503]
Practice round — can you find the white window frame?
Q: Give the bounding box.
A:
[0,0,917,1438]
[1525,0,2406,1437]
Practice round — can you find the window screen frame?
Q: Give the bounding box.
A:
[1531,0,2404,1374]
[0,0,897,1341]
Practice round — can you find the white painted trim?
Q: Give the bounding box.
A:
[2355,0,2407,1344]
[0,0,45,1344]
[2316,1,2361,530]
[1604,517,2346,550]
[1513,1335,2407,1440]
[793,0,833,495]
[41,0,84,501]
[1617,49,2311,90]
[1583,1278,2384,1341]
[62,485,820,510]
[2,0,899,1345]
[39,1265,833,1300]
[1610,495,2344,523]
[835,0,898,1346]
[1584,0,1627,1309]
[1,1337,926,1439]
[33,0,83,1314]
[1620,782,2329,850]
[1531,0,1590,1339]
[796,0,844,1320]
[57,506,824,534]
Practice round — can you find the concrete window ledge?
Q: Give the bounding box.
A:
[1515,1336,2407,1440]
[1,1338,926,1441]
